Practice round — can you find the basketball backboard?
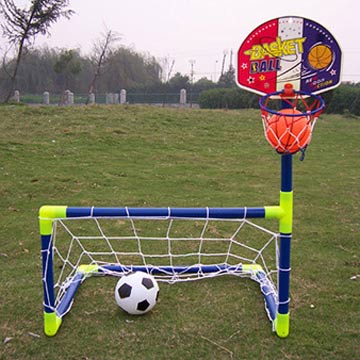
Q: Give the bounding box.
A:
[237,16,342,95]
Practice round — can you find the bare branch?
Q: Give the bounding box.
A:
[86,28,121,102]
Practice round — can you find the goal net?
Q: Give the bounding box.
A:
[40,205,280,336]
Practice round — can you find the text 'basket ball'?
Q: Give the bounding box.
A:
[266,108,312,154]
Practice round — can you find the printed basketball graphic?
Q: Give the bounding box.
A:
[307,45,333,70]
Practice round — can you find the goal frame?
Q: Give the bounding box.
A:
[39,154,293,338]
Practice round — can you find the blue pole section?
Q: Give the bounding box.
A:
[281,154,292,192]
[57,272,84,317]
[41,234,55,313]
[278,233,291,315]
[66,207,266,219]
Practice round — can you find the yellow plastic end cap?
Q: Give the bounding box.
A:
[275,312,290,338]
[44,312,62,337]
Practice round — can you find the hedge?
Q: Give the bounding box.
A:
[199,85,360,116]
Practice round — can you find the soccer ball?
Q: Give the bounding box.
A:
[115,272,159,315]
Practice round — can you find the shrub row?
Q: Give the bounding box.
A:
[198,88,258,109]
[199,84,360,116]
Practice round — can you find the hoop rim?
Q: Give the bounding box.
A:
[259,89,326,117]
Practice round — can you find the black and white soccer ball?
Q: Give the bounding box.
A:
[115,272,159,315]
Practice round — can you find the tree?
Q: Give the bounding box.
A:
[168,72,190,91]
[218,66,236,88]
[159,56,175,83]
[100,47,162,91]
[7,47,58,93]
[0,45,164,96]
[53,49,81,93]
[192,77,216,92]
[0,0,73,102]
[87,28,120,103]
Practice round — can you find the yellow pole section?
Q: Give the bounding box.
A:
[278,191,293,234]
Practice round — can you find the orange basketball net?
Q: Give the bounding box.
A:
[260,84,325,158]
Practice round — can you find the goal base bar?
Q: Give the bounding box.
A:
[45,263,277,336]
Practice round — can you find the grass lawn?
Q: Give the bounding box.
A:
[0,104,359,360]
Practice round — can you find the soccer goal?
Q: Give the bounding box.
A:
[40,202,285,337]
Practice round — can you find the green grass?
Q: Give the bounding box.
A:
[0,104,359,360]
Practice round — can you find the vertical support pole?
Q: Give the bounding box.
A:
[276,154,293,338]
[41,232,61,336]
[39,206,67,336]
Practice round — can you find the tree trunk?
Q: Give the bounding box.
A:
[4,39,25,102]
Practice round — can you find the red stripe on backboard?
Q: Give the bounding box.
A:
[237,18,279,95]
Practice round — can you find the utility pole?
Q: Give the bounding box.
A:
[214,60,219,82]
[229,49,233,70]
[221,49,228,76]
[189,59,196,83]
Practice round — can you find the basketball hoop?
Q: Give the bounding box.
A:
[259,84,325,158]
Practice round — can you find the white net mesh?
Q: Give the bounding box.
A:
[259,88,324,156]
[261,109,317,155]
[44,214,280,312]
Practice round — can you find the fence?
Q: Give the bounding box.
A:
[11,89,200,107]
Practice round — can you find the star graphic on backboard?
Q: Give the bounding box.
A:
[259,75,266,81]
[247,76,255,84]
[330,69,337,76]
[241,63,248,70]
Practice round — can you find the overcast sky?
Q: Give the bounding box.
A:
[5,0,360,82]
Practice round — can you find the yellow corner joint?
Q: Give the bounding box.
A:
[39,205,67,235]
